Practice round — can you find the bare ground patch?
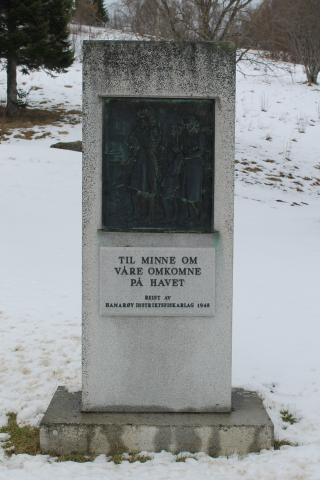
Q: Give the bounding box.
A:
[0,107,81,142]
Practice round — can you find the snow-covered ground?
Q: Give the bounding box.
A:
[0,36,320,479]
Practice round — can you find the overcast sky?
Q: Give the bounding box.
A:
[105,0,118,9]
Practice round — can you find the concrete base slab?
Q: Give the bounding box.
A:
[40,387,274,457]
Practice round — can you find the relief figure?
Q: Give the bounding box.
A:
[180,117,203,224]
[160,123,184,223]
[127,108,162,223]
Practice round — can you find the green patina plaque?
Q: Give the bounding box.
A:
[102,98,214,232]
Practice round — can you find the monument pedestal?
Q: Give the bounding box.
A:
[40,387,274,457]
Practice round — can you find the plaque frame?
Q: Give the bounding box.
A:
[101,96,215,233]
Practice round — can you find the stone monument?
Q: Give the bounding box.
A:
[40,41,273,456]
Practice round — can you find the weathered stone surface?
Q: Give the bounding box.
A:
[82,41,235,413]
[40,387,274,456]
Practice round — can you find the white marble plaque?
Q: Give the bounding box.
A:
[99,247,215,316]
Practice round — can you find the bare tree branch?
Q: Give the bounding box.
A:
[111,0,254,49]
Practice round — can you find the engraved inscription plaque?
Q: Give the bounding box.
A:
[102,98,214,232]
[100,247,215,316]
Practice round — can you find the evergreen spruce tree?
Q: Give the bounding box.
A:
[93,0,109,24]
[73,0,109,26]
[0,0,74,116]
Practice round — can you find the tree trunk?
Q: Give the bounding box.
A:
[6,56,18,117]
[305,64,319,85]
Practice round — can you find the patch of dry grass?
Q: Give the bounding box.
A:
[280,409,298,425]
[110,453,153,464]
[0,412,40,456]
[176,454,197,462]
[55,454,95,462]
[274,439,297,449]
[0,413,153,463]
[0,106,81,141]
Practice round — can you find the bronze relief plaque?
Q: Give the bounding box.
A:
[102,98,214,232]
